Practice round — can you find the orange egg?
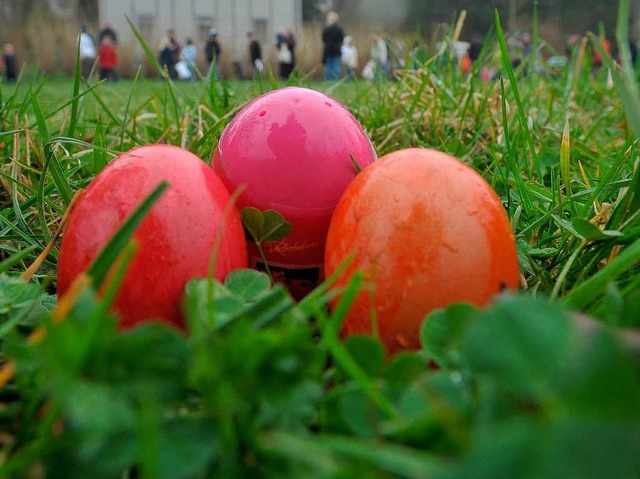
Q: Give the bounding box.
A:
[324,148,520,355]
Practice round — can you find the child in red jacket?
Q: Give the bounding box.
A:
[98,37,118,81]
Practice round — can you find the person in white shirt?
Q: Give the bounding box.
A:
[78,24,97,80]
[181,38,198,79]
[341,35,358,79]
[370,34,389,80]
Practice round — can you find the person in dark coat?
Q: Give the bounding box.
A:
[205,28,221,79]
[276,28,296,80]
[247,31,263,77]
[468,33,483,63]
[158,29,180,79]
[2,43,18,82]
[322,11,344,80]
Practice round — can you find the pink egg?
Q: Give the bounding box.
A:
[213,87,376,297]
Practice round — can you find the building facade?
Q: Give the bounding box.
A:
[99,0,303,76]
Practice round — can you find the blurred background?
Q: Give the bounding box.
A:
[0,0,638,78]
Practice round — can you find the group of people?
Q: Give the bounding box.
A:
[157,28,214,81]
[78,22,119,81]
[321,11,391,81]
[156,26,296,81]
[3,22,118,83]
[4,14,639,86]
[18,13,388,84]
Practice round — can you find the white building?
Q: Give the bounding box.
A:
[99,0,303,75]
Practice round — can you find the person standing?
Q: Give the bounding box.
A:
[370,34,389,80]
[182,38,198,79]
[78,24,97,80]
[468,33,483,64]
[98,36,118,81]
[247,31,263,77]
[276,28,295,80]
[98,21,118,46]
[592,34,612,69]
[341,35,358,79]
[158,29,180,79]
[322,11,344,81]
[2,43,18,82]
[205,28,221,79]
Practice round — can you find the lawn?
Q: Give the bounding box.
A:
[0,7,639,478]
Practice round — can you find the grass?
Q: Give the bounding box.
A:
[2,38,638,324]
[1,4,640,476]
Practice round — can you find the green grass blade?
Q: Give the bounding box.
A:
[589,0,640,140]
[560,118,572,198]
[162,75,182,137]
[0,246,37,274]
[125,16,182,137]
[606,150,640,231]
[320,272,399,420]
[242,286,294,329]
[83,241,137,352]
[206,61,218,107]
[67,31,83,139]
[92,121,107,175]
[31,96,73,207]
[269,69,278,89]
[267,432,452,479]
[494,9,538,178]
[531,0,539,79]
[0,129,24,138]
[120,66,142,150]
[126,16,163,76]
[10,154,32,233]
[500,78,533,215]
[615,0,640,140]
[295,254,354,316]
[0,214,43,250]
[564,237,640,310]
[86,83,143,146]
[26,81,102,131]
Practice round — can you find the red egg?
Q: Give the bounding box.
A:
[213,87,376,297]
[57,144,248,329]
[325,148,520,355]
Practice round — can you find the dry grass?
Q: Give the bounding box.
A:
[21,10,80,74]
